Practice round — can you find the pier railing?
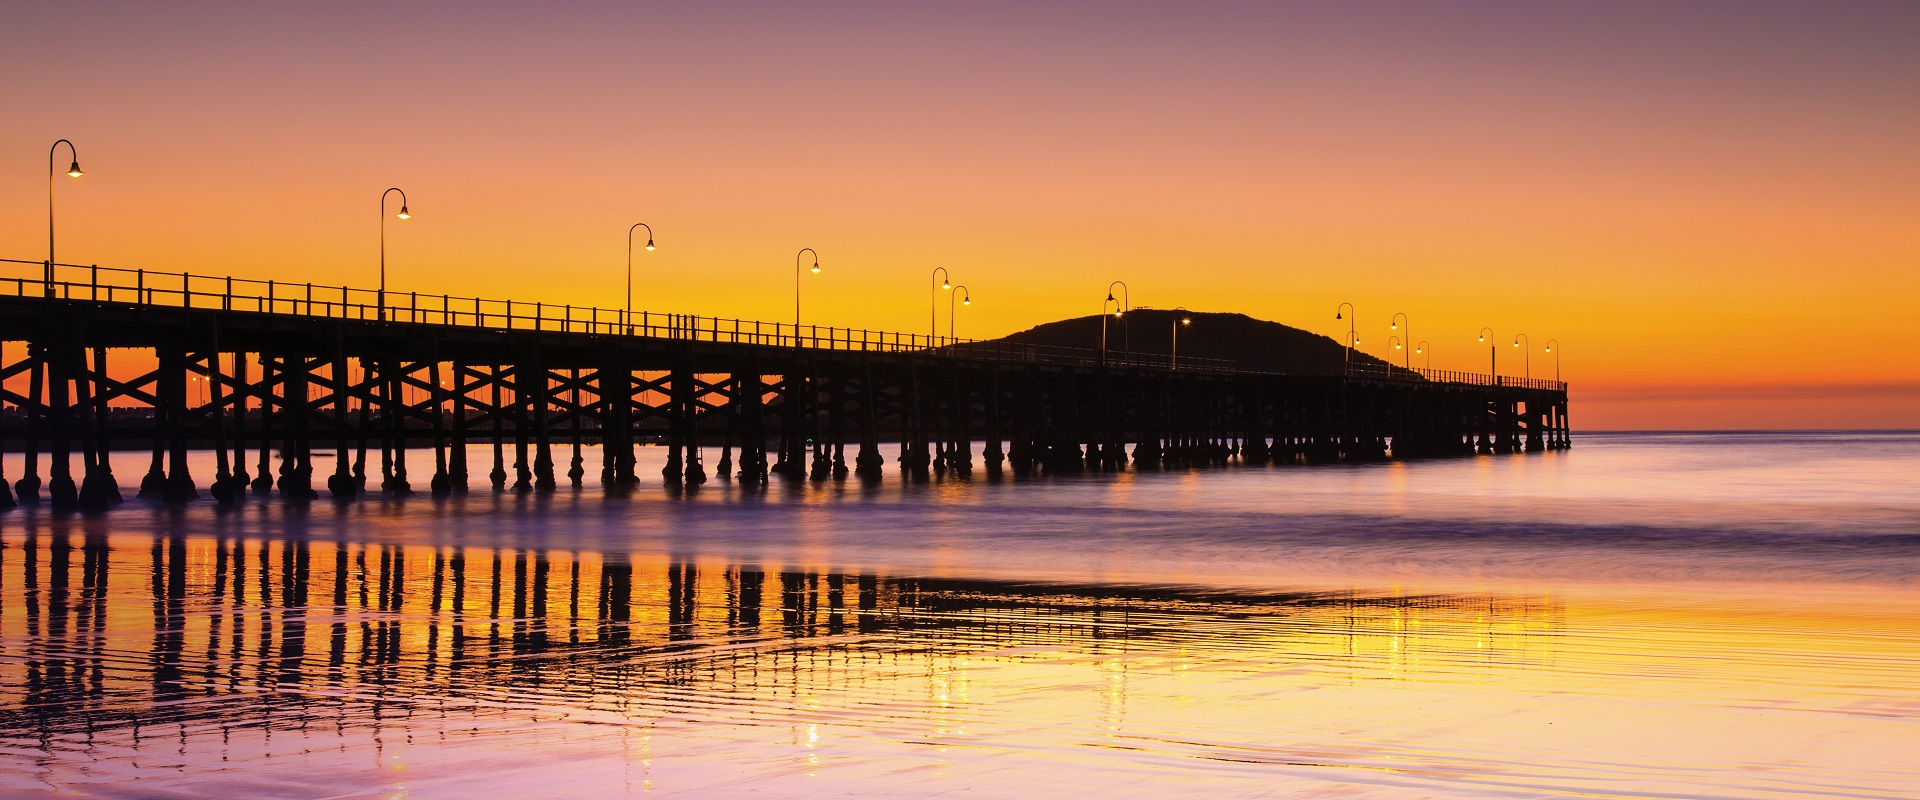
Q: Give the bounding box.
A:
[1341,361,1565,391]
[2,258,1563,390]
[1,259,1240,369]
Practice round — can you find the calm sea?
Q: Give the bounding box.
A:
[2,431,1917,798]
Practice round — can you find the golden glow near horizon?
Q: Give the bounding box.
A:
[2,4,1916,429]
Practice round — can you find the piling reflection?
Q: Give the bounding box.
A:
[0,529,1558,759]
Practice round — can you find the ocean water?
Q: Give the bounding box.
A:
[0,431,1917,798]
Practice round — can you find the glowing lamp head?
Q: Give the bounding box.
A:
[942,280,952,290]
[644,239,656,252]
[962,296,971,306]
[396,205,411,220]
[66,161,83,178]
[1416,347,1424,354]
[1512,341,1520,348]
[1395,343,1403,350]
[1113,310,1123,318]
[1478,336,1485,342]
[1390,323,1397,330]
[810,263,821,274]
[1181,318,1191,326]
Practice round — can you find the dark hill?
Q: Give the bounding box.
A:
[977,309,1409,376]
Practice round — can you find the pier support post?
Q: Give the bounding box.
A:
[663,365,686,485]
[983,368,1004,477]
[46,343,79,509]
[385,359,412,495]
[206,350,235,505]
[277,357,313,500]
[488,365,507,490]
[568,368,585,487]
[716,375,737,481]
[351,357,371,491]
[329,350,358,501]
[855,363,884,480]
[450,362,470,491]
[15,348,45,503]
[253,355,276,495]
[430,360,451,496]
[163,349,198,502]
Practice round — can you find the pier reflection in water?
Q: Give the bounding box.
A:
[0,530,1569,797]
[1,527,1916,799]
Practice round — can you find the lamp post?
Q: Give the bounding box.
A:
[47,139,84,296]
[1478,327,1496,379]
[1512,333,1531,381]
[1545,339,1560,382]
[795,248,820,346]
[1390,312,1410,369]
[1100,281,1129,365]
[626,223,655,334]
[930,267,952,345]
[948,285,970,340]
[1171,306,1191,370]
[1415,341,1431,370]
[378,187,411,320]
[1388,336,1404,366]
[1334,303,1357,367]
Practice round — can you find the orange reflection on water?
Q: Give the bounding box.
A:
[2,530,1912,798]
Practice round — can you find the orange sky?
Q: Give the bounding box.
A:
[2,2,1916,429]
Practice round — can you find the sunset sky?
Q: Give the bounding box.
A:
[2,1,1916,429]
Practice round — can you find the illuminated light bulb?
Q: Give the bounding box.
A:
[66,161,83,178]
[810,264,821,274]
[962,297,970,306]
[644,239,656,252]
[396,205,411,220]
[942,281,951,290]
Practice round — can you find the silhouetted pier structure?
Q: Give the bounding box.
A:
[0,259,1568,508]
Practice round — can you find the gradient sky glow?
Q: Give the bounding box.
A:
[3,1,1916,429]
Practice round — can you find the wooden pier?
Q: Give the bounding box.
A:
[0,259,1569,509]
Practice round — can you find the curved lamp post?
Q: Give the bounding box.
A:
[1171,306,1191,370]
[47,139,84,295]
[1545,339,1560,382]
[626,223,655,334]
[1388,336,1404,367]
[948,285,970,340]
[795,248,820,346]
[1390,312,1410,369]
[930,267,952,345]
[379,187,411,320]
[1513,333,1531,381]
[1415,340,1431,370]
[1335,303,1357,366]
[1100,281,1130,365]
